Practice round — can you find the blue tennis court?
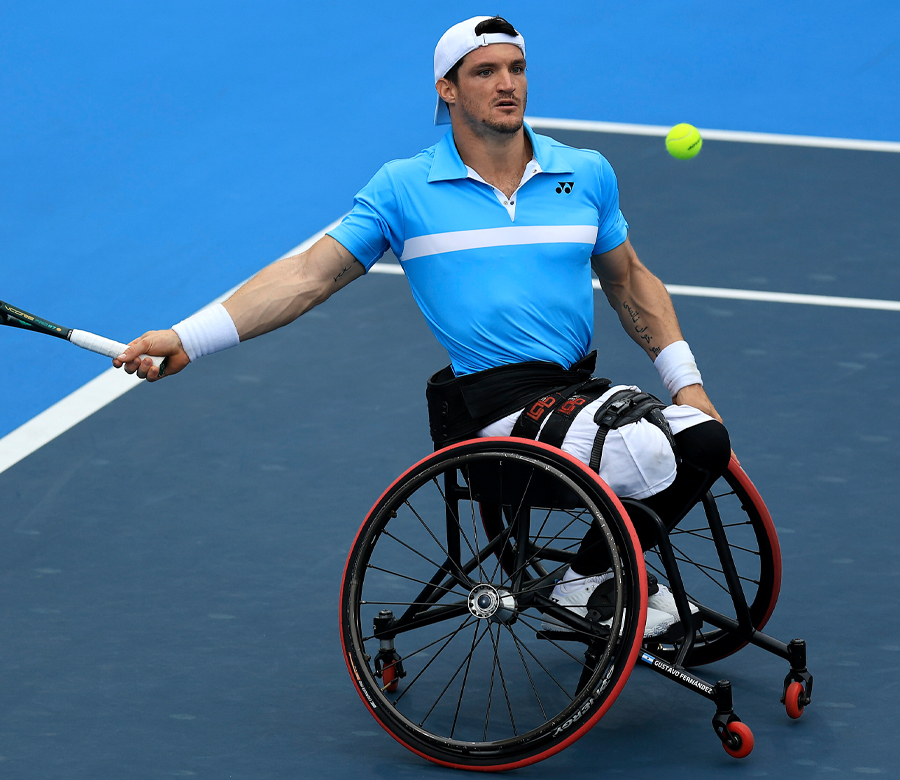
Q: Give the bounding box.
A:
[1,2,899,777]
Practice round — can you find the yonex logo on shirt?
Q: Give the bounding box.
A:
[556,181,574,194]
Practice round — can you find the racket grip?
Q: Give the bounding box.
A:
[69,329,165,369]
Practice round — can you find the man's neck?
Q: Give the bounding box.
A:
[451,122,532,198]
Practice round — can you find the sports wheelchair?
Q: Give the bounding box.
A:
[340,437,813,770]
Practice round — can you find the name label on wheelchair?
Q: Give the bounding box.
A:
[640,652,715,696]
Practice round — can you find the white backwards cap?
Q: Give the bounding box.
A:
[433,16,526,126]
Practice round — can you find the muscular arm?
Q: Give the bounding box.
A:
[115,235,364,380]
[225,235,364,340]
[591,237,722,421]
[591,237,682,360]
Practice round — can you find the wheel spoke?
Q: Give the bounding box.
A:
[514,611,609,673]
[402,494,469,584]
[483,626,498,740]
[431,476,485,582]
[365,563,468,600]
[506,512,584,587]
[461,464,489,583]
[382,528,466,574]
[503,623,547,720]
[501,615,581,700]
[488,624,518,736]
[417,621,494,727]
[449,618,482,739]
[393,614,478,706]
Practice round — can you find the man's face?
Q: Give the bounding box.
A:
[441,43,527,136]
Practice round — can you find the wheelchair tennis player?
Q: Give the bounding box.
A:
[116,15,731,643]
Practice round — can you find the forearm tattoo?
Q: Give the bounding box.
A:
[622,301,661,356]
[333,265,353,283]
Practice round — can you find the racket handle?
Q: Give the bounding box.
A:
[69,329,166,369]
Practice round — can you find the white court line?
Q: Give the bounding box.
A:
[526,116,900,154]
[370,264,900,312]
[661,284,900,311]
[3,111,899,477]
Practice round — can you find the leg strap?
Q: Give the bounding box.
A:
[510,377,610,445]
[589,390,679,472]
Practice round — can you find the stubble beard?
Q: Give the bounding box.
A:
[459,90,528,137]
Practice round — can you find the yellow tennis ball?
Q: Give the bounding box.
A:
[666,123,703,159]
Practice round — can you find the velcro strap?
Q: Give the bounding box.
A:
[510,377,611,444]
[589,389,676,472]
[537,378,611,448]
[536,394,594,448]
[510,389,573,440]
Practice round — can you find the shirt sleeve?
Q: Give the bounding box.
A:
[327,164,402,272]
[591,154,629,256]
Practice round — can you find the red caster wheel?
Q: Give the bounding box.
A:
[785,680,806,719]
[381,660,400,693]
[722,721,754,758]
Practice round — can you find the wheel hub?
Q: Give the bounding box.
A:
[468,584,517,624]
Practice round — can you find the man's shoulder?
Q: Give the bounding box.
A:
[375,143,440,182]
[531,129,612,171]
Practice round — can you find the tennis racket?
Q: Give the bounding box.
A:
[0,299,167,376]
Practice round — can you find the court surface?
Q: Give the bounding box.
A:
[2,3,900,778]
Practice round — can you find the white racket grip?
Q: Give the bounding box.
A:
[69,329,165,369]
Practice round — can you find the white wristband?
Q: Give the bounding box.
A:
[172,303,240,363]
[654,340,703,398]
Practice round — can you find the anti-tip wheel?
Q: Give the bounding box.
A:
[785,680,806,719]
[722,721,754,759]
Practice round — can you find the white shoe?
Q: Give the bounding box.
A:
[541,569,677,639]
[648,583,700,624]
[540,570,613,630]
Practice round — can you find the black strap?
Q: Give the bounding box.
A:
[426,351,599,446]
[536,378,613,448]
[588,390,678,472]
[510,377,611,446]
[537,393,595,446]
[509,386,579,440]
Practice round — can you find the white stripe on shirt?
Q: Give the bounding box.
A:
[399,225,600,262]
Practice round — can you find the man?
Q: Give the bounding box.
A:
[115,16,731,639]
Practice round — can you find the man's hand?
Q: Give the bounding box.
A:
[673,384,740,464]
[672,383,722,423]
[112,329,190,382]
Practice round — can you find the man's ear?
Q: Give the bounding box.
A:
[436,77,457,107]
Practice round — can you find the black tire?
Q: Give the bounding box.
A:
[340,437,647,771]
[643,458,781,667]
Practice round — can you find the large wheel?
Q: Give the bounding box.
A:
[644,457,781,667]
[340,437,647,771]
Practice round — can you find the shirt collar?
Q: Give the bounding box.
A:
[427,122,574,183]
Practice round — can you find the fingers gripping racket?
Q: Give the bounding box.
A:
[0,299,167,376]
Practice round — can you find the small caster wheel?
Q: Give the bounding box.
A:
[722,721,754,758]
[382,660,400,693]
[785,680,806,719]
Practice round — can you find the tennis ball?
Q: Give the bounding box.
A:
[666,123,703,160]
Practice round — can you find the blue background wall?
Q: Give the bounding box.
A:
[2,0,898,437]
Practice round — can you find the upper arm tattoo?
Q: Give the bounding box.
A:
[333,264,353,283]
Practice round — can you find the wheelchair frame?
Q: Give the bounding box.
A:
[340,437,813,770]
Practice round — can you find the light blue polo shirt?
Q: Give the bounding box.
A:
[328,123,628,375]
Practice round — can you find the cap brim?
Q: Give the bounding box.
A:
[434,97,451,126]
